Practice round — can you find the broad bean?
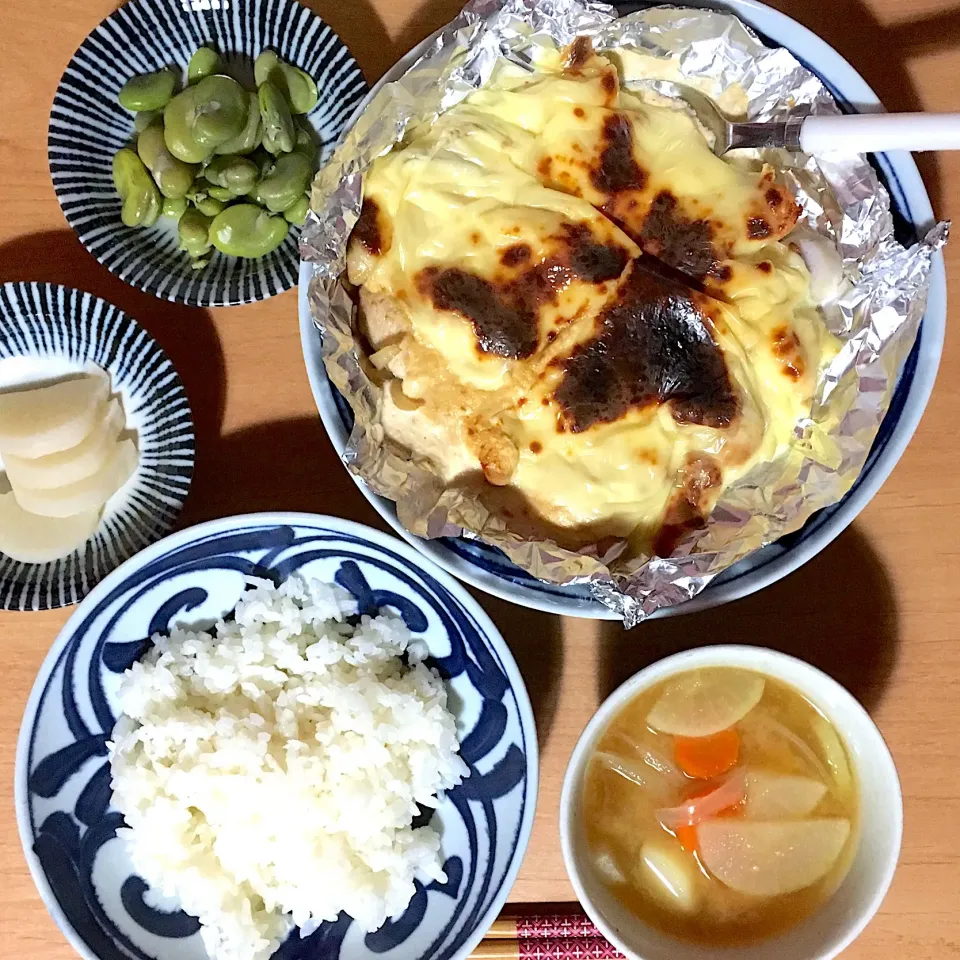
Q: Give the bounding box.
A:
[118,69,177,111]
[258,81,295,154]
[283,195,309,226]
[255,152,312,213]
[214,92,261,155]
[209,204,288,258]
[162,196,188,219]
[164,87,213,163]
[191,75,248,148]
[178,207,213,257]
[254,50,280,87]
[134,110,160,133]
[188,47,220,84]
[137,123,197,199]
[271,62,318,114]
[113,148,162,227]
[204,155,259,196]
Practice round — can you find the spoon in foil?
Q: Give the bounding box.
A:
[634,79,960,155]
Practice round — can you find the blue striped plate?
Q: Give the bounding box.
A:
[49,0,367,307]
[0,283,194,610]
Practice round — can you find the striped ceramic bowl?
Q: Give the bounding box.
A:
[0,282,194,610]
[49,0,367,307]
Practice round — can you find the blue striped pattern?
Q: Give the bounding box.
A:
[0,283,194,610]
[49,0,367,307]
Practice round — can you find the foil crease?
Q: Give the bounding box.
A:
[302,0,948,627]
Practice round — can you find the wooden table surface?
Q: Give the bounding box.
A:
[1,0,958,957]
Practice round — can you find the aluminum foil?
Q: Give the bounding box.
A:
[302,0,948,627]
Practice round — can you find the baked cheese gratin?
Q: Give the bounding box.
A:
[346,39,837,557]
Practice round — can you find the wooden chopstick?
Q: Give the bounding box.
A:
[469,907,621,958]
[470,937,623,958]
[486,916,605,939]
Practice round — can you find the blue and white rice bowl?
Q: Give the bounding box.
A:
[15,513,537,960]
[50,0,367,306]
[0,282,194,610]
[298,0,946,620]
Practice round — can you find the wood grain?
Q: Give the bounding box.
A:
[0,1,958,958]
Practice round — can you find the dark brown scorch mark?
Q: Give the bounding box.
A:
[654,453,723,557]
[553,259,739,432]
[639,191,715,281]
[757,260,772,274]
[500,244,532,267]
[568,36,593,69]
[601,71,617,100]
[747,216,771,240]
[416,225,630,360]
[590,114,646,195]
[418,268,540,359]
[353,198,386,255]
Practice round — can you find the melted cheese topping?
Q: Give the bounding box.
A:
[347,41,837,555]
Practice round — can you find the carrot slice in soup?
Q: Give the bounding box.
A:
[674,727,740,779]
[673,824,699,852]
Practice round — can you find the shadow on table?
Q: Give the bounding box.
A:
[179,414,389,530]
[473,590,565,745]
[308,0,471,83]
[749,0,956,217]
[0,228,226,491]
[321,0,948,217]
[597,524,899,713]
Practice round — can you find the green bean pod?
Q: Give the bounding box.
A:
[209,204,289,258]
[255,152,313,213]
[188,47,220,84]
[191,75,248,148]
[118,69,177,111]
[214,92,262,156]
[113,148,162,227]
[258,80,295,154]
[137,123,198,199]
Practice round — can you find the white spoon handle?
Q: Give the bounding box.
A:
[800,113,960,153]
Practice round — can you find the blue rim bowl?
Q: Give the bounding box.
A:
[298,0,946,619]
[15,513,538,960]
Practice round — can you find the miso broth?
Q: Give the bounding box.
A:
[581,667,859,946]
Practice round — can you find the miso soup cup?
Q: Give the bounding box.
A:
[560,646,902,960]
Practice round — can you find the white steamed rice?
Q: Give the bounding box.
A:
[108,575,468,960]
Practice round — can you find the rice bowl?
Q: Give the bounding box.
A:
[109,575,468,960]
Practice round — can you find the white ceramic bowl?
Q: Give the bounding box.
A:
[559,646,903,960]
[299,0,946,619]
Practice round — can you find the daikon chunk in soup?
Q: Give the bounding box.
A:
[581,667,859,946]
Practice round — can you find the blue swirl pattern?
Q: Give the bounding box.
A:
[21,517,535,960]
